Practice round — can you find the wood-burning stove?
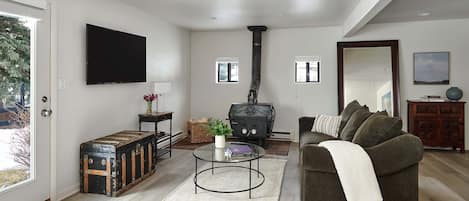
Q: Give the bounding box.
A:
[228,26,275,146]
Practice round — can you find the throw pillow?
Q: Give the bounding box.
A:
[312,115,342,137]
[338,100,363,134]
[339,107,372,141]
[352,112,402,148]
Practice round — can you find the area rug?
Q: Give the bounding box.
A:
[163,158,287,201]
[173,137,291,156]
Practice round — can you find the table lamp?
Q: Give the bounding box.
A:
[154,82,172,112]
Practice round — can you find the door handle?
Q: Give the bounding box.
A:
[41,109,53,117]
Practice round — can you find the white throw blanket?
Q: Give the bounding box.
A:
[319,140,383,201]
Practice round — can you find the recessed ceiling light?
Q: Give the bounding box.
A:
[418,12,430,17]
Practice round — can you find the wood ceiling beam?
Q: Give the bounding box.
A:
[343,0,392,37]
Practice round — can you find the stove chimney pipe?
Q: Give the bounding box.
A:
[247,26,267,104]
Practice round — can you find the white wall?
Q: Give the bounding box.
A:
[349,19,469,141]
[191,27,342,138]
[54,0,190,199]
[190,18,469,148]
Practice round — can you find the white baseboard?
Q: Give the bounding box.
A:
[57,184,79,201]
[57,130,184,200]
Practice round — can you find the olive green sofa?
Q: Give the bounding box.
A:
[299,101,424,201]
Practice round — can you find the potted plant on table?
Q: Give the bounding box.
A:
[208,119,232,148]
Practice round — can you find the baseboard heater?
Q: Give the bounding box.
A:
[270,131,291,141]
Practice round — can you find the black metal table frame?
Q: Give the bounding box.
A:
[193,154,265,199]
[138,112,173,158]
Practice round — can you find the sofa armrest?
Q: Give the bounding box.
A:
[302,144,337,173]
[302,134,423,175]
[366,134,424,176]
[299,116,315,135]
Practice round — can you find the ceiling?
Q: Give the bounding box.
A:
[371,0,469,24]
[121,0,469,31]
[120,0,359,30]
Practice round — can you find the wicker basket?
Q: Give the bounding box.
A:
[187,119,213,143]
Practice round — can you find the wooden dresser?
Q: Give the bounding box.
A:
[408,100,466,153]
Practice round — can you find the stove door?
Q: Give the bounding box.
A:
[230,116,268,139]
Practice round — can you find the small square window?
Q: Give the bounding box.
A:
[295,57,320,83]
[216,59,239,83]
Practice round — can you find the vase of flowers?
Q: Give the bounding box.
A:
[208,119,232,148]
[143,94,157,114]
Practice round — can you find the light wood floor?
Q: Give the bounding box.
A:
[419,150,469,201]
[65,143,469,201]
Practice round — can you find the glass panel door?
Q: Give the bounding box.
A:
[0,1,51,200]
[0,13,34,191]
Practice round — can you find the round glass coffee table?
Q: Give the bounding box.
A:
[193,142,265,199]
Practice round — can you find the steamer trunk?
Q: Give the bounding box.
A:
[80,130,156,196]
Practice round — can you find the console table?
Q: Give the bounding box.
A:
[139,112,173,158]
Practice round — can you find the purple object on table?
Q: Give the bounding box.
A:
[229,144,253,155]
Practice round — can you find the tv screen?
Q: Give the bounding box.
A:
[86,24,146,84]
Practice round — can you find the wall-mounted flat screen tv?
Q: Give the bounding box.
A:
[86,24,146,84]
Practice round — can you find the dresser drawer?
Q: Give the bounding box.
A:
[414,104,438,114]
[440,104,464,115]
[410,118,440,146]
[440,118,464,140]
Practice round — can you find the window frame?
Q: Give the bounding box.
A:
[216,60,239,84]
[295,59,320,84]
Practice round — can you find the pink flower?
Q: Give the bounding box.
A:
[143,93,157,102]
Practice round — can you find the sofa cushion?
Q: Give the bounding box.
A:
[312,115,341,137]
[376,110,389,116]
[339,107,372,141]
[299,116,316,135]
[300,131,338,147]
[338,100,362,134]
[352,112,402,147]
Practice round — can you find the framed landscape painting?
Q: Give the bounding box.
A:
[414,52,450,84]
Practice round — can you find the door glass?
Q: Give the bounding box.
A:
[0,14,34,191]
